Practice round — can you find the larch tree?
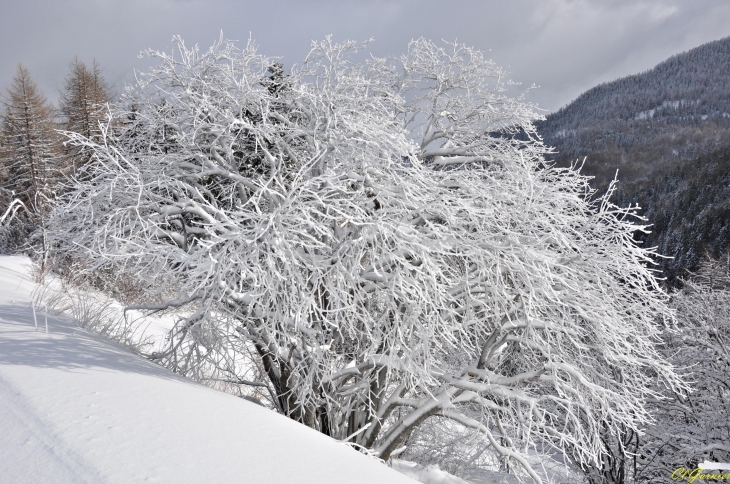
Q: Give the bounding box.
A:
[58,58,113,174]
[48,36,685,483]
[0,64,60,260]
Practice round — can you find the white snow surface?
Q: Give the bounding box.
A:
[390,461,472,484]
[0,255,417,484]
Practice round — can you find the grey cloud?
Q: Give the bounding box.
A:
[1,0,730,112]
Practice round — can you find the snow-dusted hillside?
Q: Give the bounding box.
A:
[0,255,417,484]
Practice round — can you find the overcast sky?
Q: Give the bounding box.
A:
[2,0,730,113]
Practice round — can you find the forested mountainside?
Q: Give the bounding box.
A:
[634,145,730,280]
[536,36,730,283]
[537,36,730,162]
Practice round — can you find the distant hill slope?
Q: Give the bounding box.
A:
[538,36,730,163]
[535,37,730,283]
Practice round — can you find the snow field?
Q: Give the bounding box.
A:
[0,255,417,483]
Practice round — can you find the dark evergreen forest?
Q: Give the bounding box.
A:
[537,36,730,283]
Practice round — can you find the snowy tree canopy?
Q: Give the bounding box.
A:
[49,36,684,482]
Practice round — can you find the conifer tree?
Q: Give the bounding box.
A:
[58,58,112,173]
[0,65,60,259]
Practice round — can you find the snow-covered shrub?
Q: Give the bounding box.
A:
[34,276,151,351]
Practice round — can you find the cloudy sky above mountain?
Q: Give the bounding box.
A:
[2,0,730,113]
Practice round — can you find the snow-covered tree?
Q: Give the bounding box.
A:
[49,36,683,482]
[0,65,60,258]
[634,258,730,483]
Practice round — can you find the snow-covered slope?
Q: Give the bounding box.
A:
[0,255,416,484]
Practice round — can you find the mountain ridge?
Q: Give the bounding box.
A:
[538,35,730,154]
[535,36,730,283]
